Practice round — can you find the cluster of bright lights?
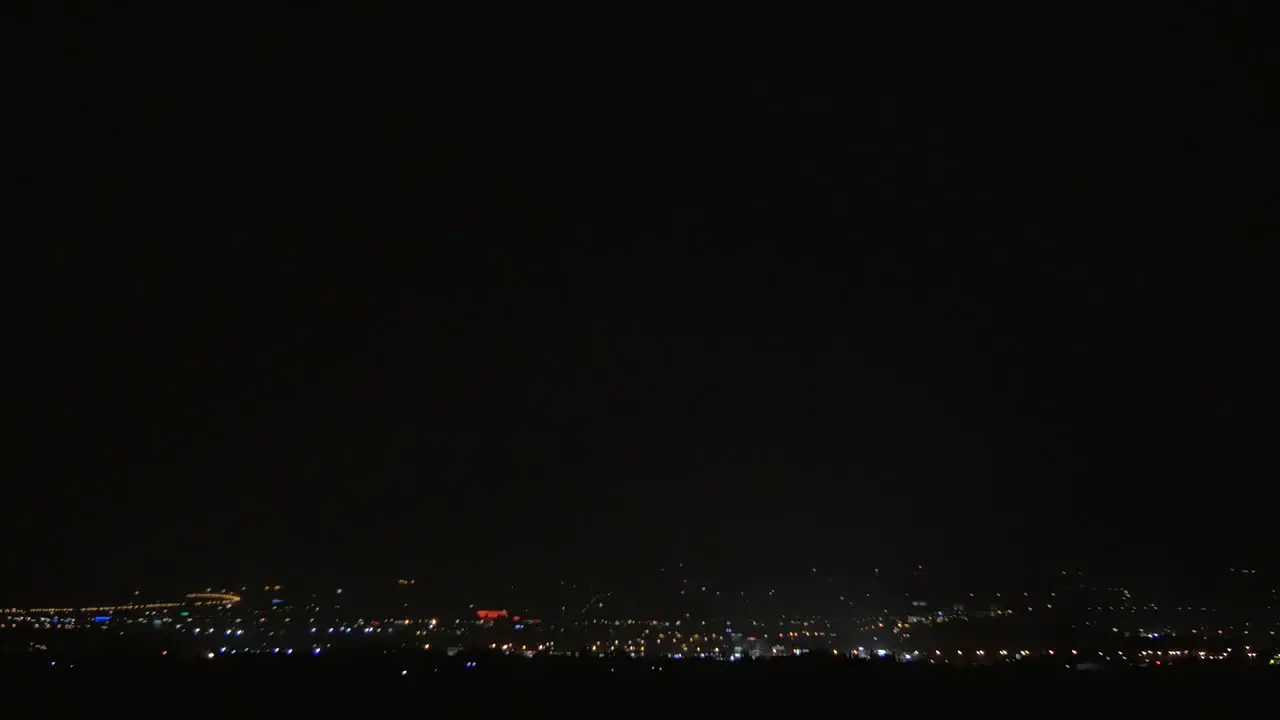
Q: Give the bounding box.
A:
[184,593,241,604]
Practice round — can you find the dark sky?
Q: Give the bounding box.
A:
[7,6,1273,609]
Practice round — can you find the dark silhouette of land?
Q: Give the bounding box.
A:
[5,649,1273,712]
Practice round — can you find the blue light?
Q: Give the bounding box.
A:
[93,616,110,624]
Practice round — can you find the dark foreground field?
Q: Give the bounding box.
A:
[4,652,1275,712]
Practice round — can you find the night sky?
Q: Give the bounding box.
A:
[8,6,1272,609]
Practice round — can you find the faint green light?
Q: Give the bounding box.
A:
[180,611,190,617]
